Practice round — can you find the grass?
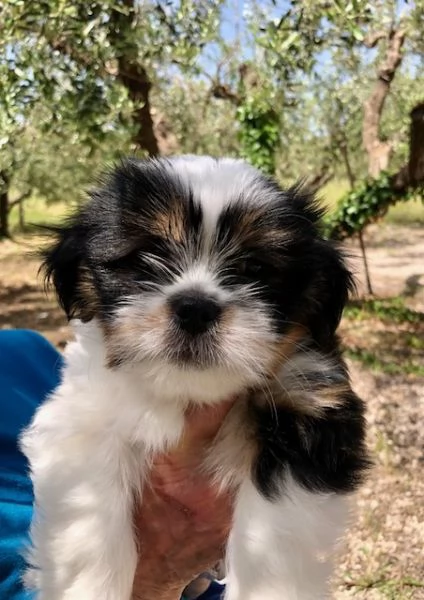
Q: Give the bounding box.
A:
[385,197,424,225]
[9,195,71,234]
[344,297,424,324]
[349,575,424,599]
[344,347,424,376]
[320,179,350,210]
[344,558,424,599]
[341,295,424,377]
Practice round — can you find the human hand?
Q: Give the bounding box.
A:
[131,399,235,600]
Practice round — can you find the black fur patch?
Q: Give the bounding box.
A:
[252,387,370,498]
[215,191,353,342]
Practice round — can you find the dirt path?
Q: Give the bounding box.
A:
[346,223,424,310]
[1,224,423,599]
[333,362,424,599]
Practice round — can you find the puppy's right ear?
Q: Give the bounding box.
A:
[41,224,86,320]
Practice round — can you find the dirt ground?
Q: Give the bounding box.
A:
[346,224,424,310]
[0,223,423,599]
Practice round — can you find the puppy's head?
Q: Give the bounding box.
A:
[44,156,353,400]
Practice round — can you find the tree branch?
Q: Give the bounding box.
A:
[304,166,334,194]
[8,190,31,210]
[363,30,387,48]
[210,83,241,105]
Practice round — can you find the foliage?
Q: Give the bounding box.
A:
[0,0,224,235]
[325,172,423,240]
[0,1,223,150]
[1,0,424,237]
[236,97,280,175]
[152,79,239,157]
[18,112,131,205]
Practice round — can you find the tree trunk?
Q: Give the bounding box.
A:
[116,61,159,156]
[0,171,10,239]
[408,102,424,186]
[341,141,374,295]
[359,28,405,293]
[0,190,10,239]
[391,100,424,192]
[109,1,159,157]
[363,28,406,177]
[18,199,25,231]
[50,2,160,157]
[358,231,374,296]
[366,142,392,178]
[340,140,356,189]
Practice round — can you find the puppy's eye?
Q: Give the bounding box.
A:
[238,258,268,279]
[104,249,141,270]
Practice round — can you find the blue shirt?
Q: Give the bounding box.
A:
[0,330,64,600]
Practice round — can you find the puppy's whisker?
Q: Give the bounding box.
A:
[259,377,280,430]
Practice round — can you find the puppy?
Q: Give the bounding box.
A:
[21,156,369,600]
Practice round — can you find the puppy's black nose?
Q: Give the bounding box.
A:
[170,292,222,335]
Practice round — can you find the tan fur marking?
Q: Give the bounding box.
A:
[233,209,293,247]
[255,327,352,417]
[104,305,170,368]
[203,399,257,491]
[256,342,351,417]
[280,383,351,416]
[77,265,99,321]
[238,210,261,233]
[152,206,185,243]
[219,305,236,330]
[268,325,309,375]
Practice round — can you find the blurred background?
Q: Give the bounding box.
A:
[0,1,423,598]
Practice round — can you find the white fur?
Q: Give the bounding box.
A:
[21,321,349,599]
[21,322,185,600]
[165,156,281,242]
[226,475,348,600]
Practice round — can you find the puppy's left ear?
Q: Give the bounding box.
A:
[308,239,354,345]
[41,223,90,321]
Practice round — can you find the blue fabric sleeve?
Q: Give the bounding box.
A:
[0,330,63,600]
[196,581,226,600]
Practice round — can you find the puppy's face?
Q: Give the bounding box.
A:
[45,156,352,400]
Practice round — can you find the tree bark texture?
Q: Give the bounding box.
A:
[18,200,25,231]
[363,29,406,178]
[391,101,424,191]
[408,102,424,186]
[116,61,159,156]
[109,0,159,157]
[0,171,10,239]
[340,143,374,295]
